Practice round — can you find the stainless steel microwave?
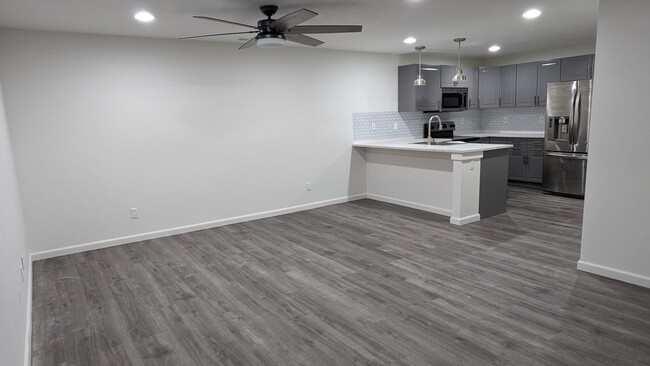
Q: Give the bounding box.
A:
[440,87,468,112]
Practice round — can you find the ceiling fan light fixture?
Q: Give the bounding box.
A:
[256,33,286,48]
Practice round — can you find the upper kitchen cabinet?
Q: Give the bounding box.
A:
[500,64,517,108]
[466,67,479,109]
[441,65,468,87]
[441,65,478,109]
[478,66,500,108]
[560,54,595,81]
[398,64,442,112]
[516,60,561,107]
[536,59,561,106]
[516,62,538,107]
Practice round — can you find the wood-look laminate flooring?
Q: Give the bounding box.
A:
[31,187,650,365]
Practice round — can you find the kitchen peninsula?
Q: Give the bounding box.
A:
[353,139,512,225]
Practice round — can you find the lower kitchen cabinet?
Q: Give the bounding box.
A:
[478,137,543,183]
[526,139,544,183]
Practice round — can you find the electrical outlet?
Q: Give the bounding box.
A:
[460,118,465,125]
[503,117,508,124]
[371,122,376,130]
[393,122,398,130]
[305,182,312,191]
[539,116,545,123]
[131,208,138,219]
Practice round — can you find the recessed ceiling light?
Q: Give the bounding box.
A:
[488,45,501,52]
[134,11,155,23]
[403,37,417,44]
[522,8,542,19]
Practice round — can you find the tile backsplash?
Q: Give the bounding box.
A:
[353,107,545,141]
[480,107,546,132]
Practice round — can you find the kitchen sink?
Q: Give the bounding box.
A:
[411,140,467,145]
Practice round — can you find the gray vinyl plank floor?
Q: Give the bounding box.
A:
[31,187,650,365]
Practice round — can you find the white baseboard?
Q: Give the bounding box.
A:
[577,260,650,289]
[24,254,33,366]
[30,194,367,261]
[450,214,481,226]
[366,194,451,217]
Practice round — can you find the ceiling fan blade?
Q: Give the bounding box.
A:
[238,37,257,50]
[179,31,258,40]
[270,9,318,31]
[284,33,324,47]
[193,15,258,30]
[287,25,363,34]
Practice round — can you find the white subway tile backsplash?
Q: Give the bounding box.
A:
[480,107,546,132]
[353,107,544,141]
[353,110,481,141]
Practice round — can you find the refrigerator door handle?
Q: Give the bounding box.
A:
[568,82,578,151]
[573,86,582,153]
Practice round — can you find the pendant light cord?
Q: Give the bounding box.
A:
[457,41,461,71]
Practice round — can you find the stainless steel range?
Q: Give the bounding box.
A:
[543,80,593,197]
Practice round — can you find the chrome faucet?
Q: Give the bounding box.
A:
[427,115,442,142]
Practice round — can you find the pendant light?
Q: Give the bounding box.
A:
[452,38,467,83]
[414,46,426,86]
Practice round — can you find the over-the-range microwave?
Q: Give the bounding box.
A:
[440,87,468,112]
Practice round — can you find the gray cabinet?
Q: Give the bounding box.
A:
[507,138,527,180]
[476,137,544,183]
[466,67,479,109]
[516,62,538,107]
[441,65,467,87]
[536,59,561,106]
[478,67,500,108]
[500,65,517,108]
[441,65,478,109]
[398,64,441,112]
[507,138,544,183]
[516,60,561,107]
[526,139,544,183]
[561,54,594,81]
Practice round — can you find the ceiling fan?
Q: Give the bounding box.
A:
[179,5,362,49]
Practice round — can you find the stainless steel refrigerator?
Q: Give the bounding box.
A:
[542,80,592,197]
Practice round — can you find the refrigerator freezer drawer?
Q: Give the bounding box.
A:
[542,152,588,196]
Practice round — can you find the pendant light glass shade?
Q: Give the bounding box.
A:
[452,38,466,83]
[414,46,426,86]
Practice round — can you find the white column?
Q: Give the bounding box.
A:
[449,152,482,225]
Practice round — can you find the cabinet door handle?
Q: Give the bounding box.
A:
[499,97,502,107]
[438,100,441,110]
[469,98,472,107]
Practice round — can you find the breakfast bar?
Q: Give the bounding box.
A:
[353,138,512,225]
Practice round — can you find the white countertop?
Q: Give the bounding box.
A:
[456,131,545,138]
[352,138,513,153]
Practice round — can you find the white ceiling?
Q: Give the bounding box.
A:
[0,0,599,56]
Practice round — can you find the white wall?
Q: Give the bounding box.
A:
[0,28,398,255]
[579,0,650,287]
[0,79,30,366]
[480,43,596,66]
